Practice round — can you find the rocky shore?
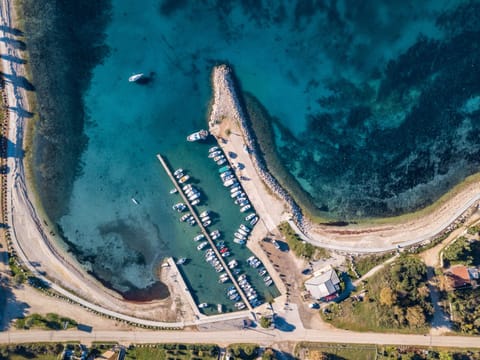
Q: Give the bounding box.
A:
[209,65,308,233]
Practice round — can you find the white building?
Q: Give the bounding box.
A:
[305,266,340,300]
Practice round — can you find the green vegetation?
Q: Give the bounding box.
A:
[278,222,329,260]
[295,342,480,360]
[0,343,70,360]
[323,255,432,333]
[259,316,272,328]
[467,225,480,236]
[448,287,480,335]
[125,344,219,360]
[353,252,396,277]
[15,313,77,330]
[443,237,480,267]
[227,344,259,360]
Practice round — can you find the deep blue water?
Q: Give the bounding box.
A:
[25,0,480,298]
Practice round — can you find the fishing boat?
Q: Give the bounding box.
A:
[208,150,222,158]
[128,73,144,82]
[235,302,246,310]
[218,165,231,173]
[234,232,246,240]
[240,204,252,213]
[240,224,250,232]
[169,188,178,194]
[172,203,186,212]
[197,241,209,251]
[176,257,187,265]
[245,213,256,221]
[178,175,190,184]
[193,234,205,242]
[250,216,259,226]
[231,191,242,198]
[198,303,208,309]
[233,238,246,245]
[187,129,208,142]
[238,228,248,237]
[199,210,210,218]
[230,186,241,193]
[131,198,139,205]
[209,146,219,153]
[223,179,235,187]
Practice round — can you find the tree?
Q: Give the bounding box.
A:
[259,316,272,328]
[379,287,396,306]
[406,305,426,327]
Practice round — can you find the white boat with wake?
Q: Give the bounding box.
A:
[128,73,144,82]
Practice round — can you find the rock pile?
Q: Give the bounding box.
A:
[209,65,309,233]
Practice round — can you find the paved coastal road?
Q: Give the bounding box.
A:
[1,329,480,348]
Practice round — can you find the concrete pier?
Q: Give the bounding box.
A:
[156,154,253,312]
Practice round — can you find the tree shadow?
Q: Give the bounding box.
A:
[0,36,26,50]
[0,25,24,37]
[273,315,296,332]
[0,53,27,64]
[1,135,24,159]
[0,71,35,91]
[8,105,34,118]
[0,283,30,330]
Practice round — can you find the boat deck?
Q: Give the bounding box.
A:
[156,154,253,313]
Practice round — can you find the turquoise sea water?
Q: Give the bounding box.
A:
[25,0,480,299]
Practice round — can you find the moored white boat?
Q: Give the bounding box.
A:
[198,302,208,309]
[176,257,187,265]
[240,204,251,213]
[131,197,139,205]
[187,129,209,142]
[245,213,256,221]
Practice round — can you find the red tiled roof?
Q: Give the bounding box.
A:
[449,265,471,288]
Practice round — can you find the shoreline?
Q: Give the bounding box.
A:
[208,64,480,253]
[0,0,192,327]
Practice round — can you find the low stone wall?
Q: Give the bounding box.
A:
[209,65,309,233]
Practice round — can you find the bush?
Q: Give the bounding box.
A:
[259,316,272,328]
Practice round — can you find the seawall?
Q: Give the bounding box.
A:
[208,65,308,233]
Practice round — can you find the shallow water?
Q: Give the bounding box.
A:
[27,0,480,297]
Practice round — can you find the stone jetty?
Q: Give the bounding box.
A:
[208,65,309,233]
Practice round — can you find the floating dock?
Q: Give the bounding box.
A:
[156,154,253,312]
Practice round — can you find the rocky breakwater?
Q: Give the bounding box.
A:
[208,65,309,233]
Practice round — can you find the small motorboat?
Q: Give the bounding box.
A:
[199,210,210,218]
[193,234,205,242]
[169,188,178,194]
[202,220,212,227]
[209,146,219,153]
[178,175,190,184]
[245,213,256,221]
[217,304,223,313]
[131,197,139,205]
[128,73,144,82]
[191,199,200,206]
[198,303,208,309]
[174,168,183,177]
[233,238,246,245]
[250,216,259,226]
[176,257,187,265]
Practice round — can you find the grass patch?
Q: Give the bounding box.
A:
[295,342,480,360]
[278,222,329,260]
[353,252,395,277]
[125,344,219,360]
[15,313,77,330]
[322,255,432,334]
